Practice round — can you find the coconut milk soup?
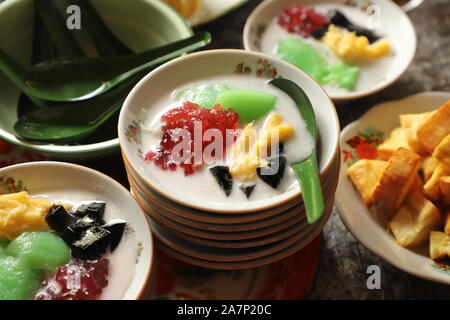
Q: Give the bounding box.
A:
[259,3,393,94]
[140,75,314,209]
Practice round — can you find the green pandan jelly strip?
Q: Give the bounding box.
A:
[215,89,277,123]
[317,63,361,90]
[276,38,361,91]
[176,83,231,109]
[275,37,328,79]
[334,64,360,90]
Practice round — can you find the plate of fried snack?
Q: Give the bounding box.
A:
[337,92,450,284]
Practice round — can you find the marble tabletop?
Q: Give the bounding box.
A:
[194,0,450,299]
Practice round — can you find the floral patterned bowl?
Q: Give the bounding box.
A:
[336,91,450,285]
[0,161,154,299]
[243,0,417,101]
[118,49,340,213]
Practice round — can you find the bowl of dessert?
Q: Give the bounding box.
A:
[0,161,153,300]
[119,49,340,213]
[118,49,339,268]
[243,0,416,101]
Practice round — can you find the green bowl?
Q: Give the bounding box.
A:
[0,0,192,160]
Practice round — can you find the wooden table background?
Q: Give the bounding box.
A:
[73,0,449,299]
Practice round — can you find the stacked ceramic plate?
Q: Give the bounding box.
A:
[119,50,340,269]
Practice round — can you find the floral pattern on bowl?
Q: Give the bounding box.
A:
[0,161,153,299]
[0,175,26,194]
[342,127,385,167]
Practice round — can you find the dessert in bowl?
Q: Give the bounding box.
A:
[0,162,153,300]
[119,49,339,213]
[243,0,416,100]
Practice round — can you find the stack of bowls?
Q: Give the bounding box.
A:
[119,50,340,269]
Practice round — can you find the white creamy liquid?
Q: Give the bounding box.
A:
[259,4,395,95]
[140,75,314,209]
[99,230,137,300]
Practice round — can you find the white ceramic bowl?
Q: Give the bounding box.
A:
[0,161,154,299]
[119,49,340,213]
[336,92,450,285]
[243,0,417,101]
[0,0,192,159]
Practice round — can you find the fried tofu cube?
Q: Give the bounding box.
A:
[346,159,387,206]
[423,163,450,202]
[440,176,450,205]
[390,191,441,248]
[377,127,410,160]
[373,148,422,217]
[422,156,440,182]
[430,231,450,259]
[417,100,450,154]
[400,112,433,155]
[433,134,450,168]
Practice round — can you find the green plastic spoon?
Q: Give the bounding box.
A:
[14,97,124,143]
[17,1,58,116]
[13,72,144,143]
[0,32,211,103]
[269,78,325,224]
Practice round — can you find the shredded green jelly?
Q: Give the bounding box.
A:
[176,83,231,109]
[0,256,43,300]
[0,232,71,300]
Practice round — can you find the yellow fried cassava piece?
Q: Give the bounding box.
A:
[346,159,387,206]
[390,191,441,248]
[417,100,450,154]
[373,148,422,217]
[377,127,410,160]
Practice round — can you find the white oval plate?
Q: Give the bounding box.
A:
[336,92,450,285]
[244,0,417,101]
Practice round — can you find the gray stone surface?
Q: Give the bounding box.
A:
[197,0,450,299]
